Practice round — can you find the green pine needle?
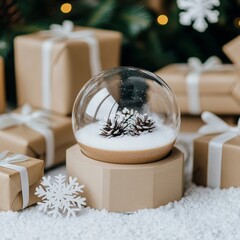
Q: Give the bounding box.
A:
[119,5,152,37]
[87,0,116,26]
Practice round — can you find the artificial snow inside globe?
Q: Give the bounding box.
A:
[72,67,180,164]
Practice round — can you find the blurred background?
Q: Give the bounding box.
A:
[1,0,240,106]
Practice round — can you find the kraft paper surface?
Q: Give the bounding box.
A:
[14,27,122,115]
[0,57,5,113]
[0,157,44,211]
[223,36,240,65]
[67,144,184,212]
[193,134,240,188]
[0,107,75,167]
[155,64,240,114]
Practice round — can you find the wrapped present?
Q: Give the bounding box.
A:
[223,36,240,66]
[176,115,237,171]
[155,57,240,115]
[67,144,184,212]
[0,151,44,211]
[0,104,75,168]
[0,57,5,113]
[14,20,122,115]
[193,112,240,188]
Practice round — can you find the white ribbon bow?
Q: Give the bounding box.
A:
[186,56,222,114]
[0,104,54,168]
[199,111,240,135]
[199,111,240,188]
[188,56,222,73]
[41,20,101,109]
[0,151,29,209]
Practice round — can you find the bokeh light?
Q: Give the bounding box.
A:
[60,3,72,14]
[157,15,168,25]
[234,17,240,28]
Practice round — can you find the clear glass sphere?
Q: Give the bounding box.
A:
[72,67,180,164]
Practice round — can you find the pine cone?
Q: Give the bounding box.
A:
[100,118,128,138]
[129,114,156,136]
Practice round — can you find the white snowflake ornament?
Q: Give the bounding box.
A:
[35,174,86,217]
[177,0,220,32]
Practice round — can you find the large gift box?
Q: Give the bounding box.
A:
[223,36,240,66]
[0,151,44,211]
[155,57,240,115]
[193,112,240,188]
[67,145,184,212]
[0,104,75,168]
[0,57,5,113]
[14,21,122,115]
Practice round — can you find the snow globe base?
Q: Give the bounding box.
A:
[78,141,175,164]
[66,144,184,213]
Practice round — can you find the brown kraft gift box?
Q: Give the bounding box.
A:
[155,64,240,114]
[193,134,240,188]
[67,145,184,213]
[0,106,75,168]
[0,57,5,113]
[14,26,122,115]
[0,155,44,211]
[223,36,240,66]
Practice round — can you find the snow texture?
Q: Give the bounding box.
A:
[1,165,240,239]
[177,0,220,32]
[76,122,175,151]
[35,174,86,217]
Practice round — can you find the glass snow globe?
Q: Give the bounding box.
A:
[72,67,180,164]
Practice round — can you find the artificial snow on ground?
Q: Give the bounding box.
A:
[1,163,240,240]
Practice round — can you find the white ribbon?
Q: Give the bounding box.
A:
[41,20,102,109]
[0,151,29,209]
[187,56,222,114]
[199,111,240,188]
[0,104,54,168]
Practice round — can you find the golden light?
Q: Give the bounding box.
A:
[60,3,72,14]
[234,17,240,28]
[157,15,168,25]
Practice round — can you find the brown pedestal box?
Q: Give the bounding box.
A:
[67,145,184,212]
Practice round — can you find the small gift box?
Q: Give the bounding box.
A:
[193,112,240,188]
[0,151,44,211]
[176,115,237,163]
[223,36,240,66]
[14,20,122,115]
[155,57,240,115]
[0,104,75,168]
[0,57,5,113]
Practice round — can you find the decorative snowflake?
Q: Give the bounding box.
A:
[35,174,86,217]
[177,0,220,32]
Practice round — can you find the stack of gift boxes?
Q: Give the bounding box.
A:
[155,35,240,189]
[0,22,240,213]
[0,21,122,211]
